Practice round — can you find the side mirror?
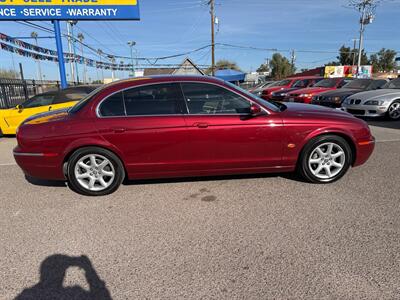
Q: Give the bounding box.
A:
[250,103,263,117]
[16,104,23,111]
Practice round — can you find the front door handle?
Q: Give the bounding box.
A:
[111,127,127,133]
[194,122,209,128]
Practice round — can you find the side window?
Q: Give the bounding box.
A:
[181,83,251,115]
[338,80,350,88]
[24,94,55,108]
[370,80,387,89]
[54,91,87,104]
[123,83,184,116]
[99,92,125,117]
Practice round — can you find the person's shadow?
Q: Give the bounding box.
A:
[15,254,112,300]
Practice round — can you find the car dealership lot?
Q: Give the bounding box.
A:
[1,121,400,299]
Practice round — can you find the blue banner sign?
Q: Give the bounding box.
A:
[0,0,140,20]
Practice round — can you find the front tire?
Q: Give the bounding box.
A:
[67,147,125,196]
[298,135,353,183]
[387,100,400,121]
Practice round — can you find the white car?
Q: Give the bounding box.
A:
[342,78,400,120]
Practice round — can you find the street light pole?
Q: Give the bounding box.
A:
[357,4,366,76]
[127,41,136,77]
[77,33,86,84]
[30,32,43,81]
[98,49,105,83]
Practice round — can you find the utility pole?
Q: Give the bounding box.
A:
[351,38,358,67]
[209,0,216,76]
[77,33,86,84]
[30,32,43,81]
[350,0,376,77]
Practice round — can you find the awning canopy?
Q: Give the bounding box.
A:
[215,69,246,82]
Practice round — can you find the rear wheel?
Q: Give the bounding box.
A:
[387,100,400,121]
[0,128,3,138]
[67,147,125,196]
[298,135,352,183]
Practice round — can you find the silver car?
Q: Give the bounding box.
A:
[342,78,400,120]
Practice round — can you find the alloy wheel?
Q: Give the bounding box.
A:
[74,154,115,192]
[308,142,346,180]
[388,102,400,120]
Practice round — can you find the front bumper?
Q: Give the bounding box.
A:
[13,146,65,180]
[354,137,375,167]
[342,104,388,117]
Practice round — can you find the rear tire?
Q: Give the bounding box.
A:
[67,147,125,196]
[0,128,3,138]
[387,100,400,121]
[298,135,352,184]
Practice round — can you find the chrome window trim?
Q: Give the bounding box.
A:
[96,80,270,118]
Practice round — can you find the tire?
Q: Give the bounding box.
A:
[0,127,3,138]
[387,100,400,121]
[67,147,125,196]
[298,135,353,184]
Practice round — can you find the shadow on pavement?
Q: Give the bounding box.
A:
[364,118,400,130]
[124,172,309,186]
[25,175,66,188]
[14,254,112,300]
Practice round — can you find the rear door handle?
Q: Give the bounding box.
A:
[194,122,209,128]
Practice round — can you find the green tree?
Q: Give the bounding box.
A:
[206,59,241,74]
[369,48,397,72]
[0,68,19,79]
[270,53,294,80]
[325,45,368,66]
[257,63,270,73]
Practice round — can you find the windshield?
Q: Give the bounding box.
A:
[343,79,372,89]
[225,81,280,112]
[382,79,400,89]
[68,85,104,113]
[314,78,338,88]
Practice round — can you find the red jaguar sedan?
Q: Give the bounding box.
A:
[14,76,375,196]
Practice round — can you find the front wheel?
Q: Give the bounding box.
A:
[67,147,125,196]
[298,135,353,183]
[387,100,400,121]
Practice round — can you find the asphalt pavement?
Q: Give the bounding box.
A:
[1,120,400,299]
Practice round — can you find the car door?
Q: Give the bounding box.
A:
[4,93,56,131]
[180,82,284,171]
[95,82,188,178]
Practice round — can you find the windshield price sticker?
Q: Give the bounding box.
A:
[0,0,140,20]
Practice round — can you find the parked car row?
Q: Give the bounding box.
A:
[254,75,399,120]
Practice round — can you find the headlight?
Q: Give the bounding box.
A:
[300,94,313,98]
[343,98,351,105]
[280,93,287,97]
[365,100,384,106]
[333,96,342,103]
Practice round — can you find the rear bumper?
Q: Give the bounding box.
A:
[13,146,65,180]
[354,137,375,167]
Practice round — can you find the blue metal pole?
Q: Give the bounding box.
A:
[53,20,68,89]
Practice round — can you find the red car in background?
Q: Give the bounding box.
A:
[284,77,352,104]
[269,77,324,102]
[261,77,314,100]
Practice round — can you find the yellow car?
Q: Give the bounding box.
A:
[0,86,98,136]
